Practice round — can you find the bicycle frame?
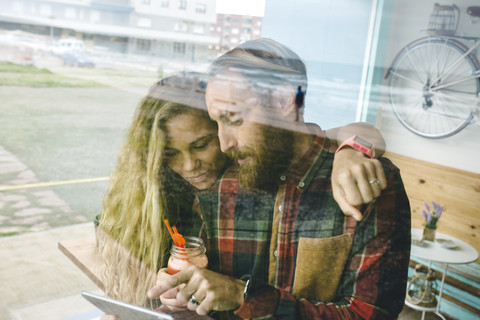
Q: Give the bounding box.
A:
[428,36,480,91]
[384,35,480,138]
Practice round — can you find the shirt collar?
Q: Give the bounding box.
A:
[279,123,330,191]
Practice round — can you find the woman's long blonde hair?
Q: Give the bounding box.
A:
[97,74,212,306]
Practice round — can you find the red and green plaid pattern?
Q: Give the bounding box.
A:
[198,125,411,319]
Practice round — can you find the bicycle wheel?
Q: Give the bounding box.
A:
[387,37,479,138]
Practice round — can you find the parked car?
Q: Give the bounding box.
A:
[0,33,38,65]
[51,38,85,56]
[61,51,95,68]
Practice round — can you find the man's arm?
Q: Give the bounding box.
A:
[326,122,388,221]
[235,159,411,319]
[325,122,385,157]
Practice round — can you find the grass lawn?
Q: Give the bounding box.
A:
[0,60,166,236]
[0,62,105,87]
[0,60,147,236]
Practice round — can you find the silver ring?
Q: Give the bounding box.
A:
[369,179,380,187]
[189,294,200,306]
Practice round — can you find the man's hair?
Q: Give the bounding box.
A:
[208,38,308,107]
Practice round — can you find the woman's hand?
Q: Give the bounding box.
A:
[160,284,189,311]
[149,265,245,316]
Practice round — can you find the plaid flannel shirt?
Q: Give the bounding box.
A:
[197,125,411,320]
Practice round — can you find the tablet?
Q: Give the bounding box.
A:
[81,291,174,320]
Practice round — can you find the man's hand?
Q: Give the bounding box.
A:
[159,284,190,311]
[148,266,245,316]
[332,148,387,220]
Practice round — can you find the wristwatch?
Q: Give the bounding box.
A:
[335,135,375,159]
[240,275,251,300]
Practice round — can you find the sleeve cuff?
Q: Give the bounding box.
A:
[234,275,280,319]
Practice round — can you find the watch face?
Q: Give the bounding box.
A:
[354,136,373,149]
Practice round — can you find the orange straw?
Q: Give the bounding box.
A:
[164,219,185,247]
[164,219,175,242]
[172,226,185,247]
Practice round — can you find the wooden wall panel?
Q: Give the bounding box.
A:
[385,152,480,263]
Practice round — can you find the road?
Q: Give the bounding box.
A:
[0,54,154,235]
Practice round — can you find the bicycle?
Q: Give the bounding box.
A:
[384,3,480,138]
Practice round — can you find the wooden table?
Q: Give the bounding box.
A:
[58,236,104,290]
[58,236,215,319]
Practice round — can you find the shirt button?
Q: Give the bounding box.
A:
[274,250,278,257]
[278,205,283,212]
[299,181,305,188]
[280,175,286,181]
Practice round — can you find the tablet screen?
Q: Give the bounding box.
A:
[81,291,174,320]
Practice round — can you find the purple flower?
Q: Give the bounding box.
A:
[436,205,443,219]
[431,201,443,219]
[422,201,444,227]
[424,203,430,212]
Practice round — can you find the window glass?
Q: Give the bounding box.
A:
[262,0,372,128]
[1,0,478,319]
[174,21,188,32]
[173,41,186,54]
[195,2,206,14]
[178,0,187,10]
[137,38,151,51]
[363,0,480,172]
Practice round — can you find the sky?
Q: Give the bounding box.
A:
[215,0,266,16]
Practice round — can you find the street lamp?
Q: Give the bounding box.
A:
[49,15,55,42]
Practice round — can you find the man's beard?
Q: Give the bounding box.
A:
[227,124,294,192]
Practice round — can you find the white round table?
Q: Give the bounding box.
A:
[406,229,479,320]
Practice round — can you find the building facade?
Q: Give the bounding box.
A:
[0,0,218,62]
[210,13,262,53]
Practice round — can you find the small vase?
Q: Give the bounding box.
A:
[423,227,436,241]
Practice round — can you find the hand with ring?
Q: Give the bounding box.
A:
[332,148,387,220]
[369,179,381,187]
[148,265,246,315]
[189,294,201,306]
[146,269,188,311]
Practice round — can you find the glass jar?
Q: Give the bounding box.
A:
[167,236,208,275]
[406,264,437,307]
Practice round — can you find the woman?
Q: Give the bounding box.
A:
[97,72,386,310]
[97,72,226,308]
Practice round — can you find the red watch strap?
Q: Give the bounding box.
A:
[335,135,375,158]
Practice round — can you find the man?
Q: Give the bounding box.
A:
[149,38,411,319]
[295,85,304,121]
